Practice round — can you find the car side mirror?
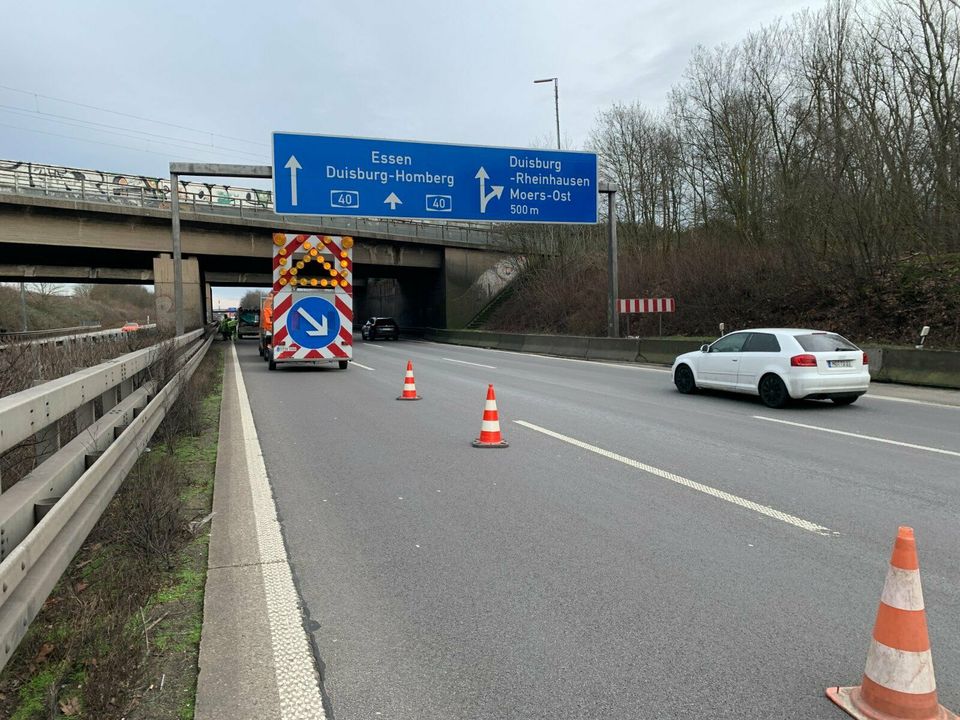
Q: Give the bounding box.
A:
[700,344,710,353]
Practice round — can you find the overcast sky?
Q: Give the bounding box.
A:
[1,0,825,306]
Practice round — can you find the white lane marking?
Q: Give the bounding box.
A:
[864,394,960,410]
[753,415,960,458]
[514,420,835,536]
[418,341,670,372]
[351,362,375,371]
[231,345,327,718]
[442,357,496,369]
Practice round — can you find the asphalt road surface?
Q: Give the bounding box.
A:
[237,338,960,720]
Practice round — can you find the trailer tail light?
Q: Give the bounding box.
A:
[790,354,818,367]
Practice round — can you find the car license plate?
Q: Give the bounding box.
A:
[828,360,852,368]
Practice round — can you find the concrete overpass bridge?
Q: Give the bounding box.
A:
[0,160,518,329]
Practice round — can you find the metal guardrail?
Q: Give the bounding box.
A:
[0,161,504,246]
[0,327,213,672]
[0,324,101,342]
[0,324,157,351]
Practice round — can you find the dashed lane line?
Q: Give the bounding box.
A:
[231,344,327,719]
[753,415,960,458]
[351,361,376,371]
[863,394,960,410]
[514,419,837,536]
[408,341,671,372]
[442,357,497,369]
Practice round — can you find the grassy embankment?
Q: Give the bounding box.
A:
[0,343,225,720]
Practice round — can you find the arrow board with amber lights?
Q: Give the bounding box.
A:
[271,233,354,365]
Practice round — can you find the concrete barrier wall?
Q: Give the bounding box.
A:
[422,330,960,389]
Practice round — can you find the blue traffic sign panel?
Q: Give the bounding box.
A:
[273,133,598,223]
[286,295,341,349]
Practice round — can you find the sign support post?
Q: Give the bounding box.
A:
[168,163,272,335]
[600,182,619,338]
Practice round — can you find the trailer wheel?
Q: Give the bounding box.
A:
[338,360,348,370]
[268,358,277,371]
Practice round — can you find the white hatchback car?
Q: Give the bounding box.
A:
[671,329,870,408]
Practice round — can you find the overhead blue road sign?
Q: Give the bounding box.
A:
[286,295,341,349]
[273,133,598,223]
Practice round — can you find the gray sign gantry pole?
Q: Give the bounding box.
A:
[169,163,272,336]
[599,182,619,338]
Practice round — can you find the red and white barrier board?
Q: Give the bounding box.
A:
[270,233,353,368]
[618,298,675,313]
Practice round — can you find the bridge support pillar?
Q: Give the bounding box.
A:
[205,283,213,323]
[154,254,202,334]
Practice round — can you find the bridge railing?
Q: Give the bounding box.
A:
[0,161,504,246]
[0,327,213,673]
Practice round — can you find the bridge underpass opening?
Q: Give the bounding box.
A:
[352,266,443,329]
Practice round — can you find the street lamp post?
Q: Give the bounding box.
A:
[534,77,561,150]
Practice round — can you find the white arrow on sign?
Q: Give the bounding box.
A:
[475,167,504,214]
[298,306,328,336]
[285,155,302,206]
[384,192,402,210]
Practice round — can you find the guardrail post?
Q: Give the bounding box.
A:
[119,378,134,402]
[33,424,60,465]
[100,386,118,415]
[74,400,96,436]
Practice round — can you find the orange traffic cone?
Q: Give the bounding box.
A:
[827,526,957,720]
[472,384,508,448]
[397,360,421,401]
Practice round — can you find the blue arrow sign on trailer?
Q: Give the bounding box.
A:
[272,133,598,223]
[286,295,341,349]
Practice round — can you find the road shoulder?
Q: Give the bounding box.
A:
[195,343,326,720]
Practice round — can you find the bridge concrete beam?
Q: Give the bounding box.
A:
[0,264,154,283]
[0,192,502,250]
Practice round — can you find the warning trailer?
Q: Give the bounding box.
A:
[268,233,354,371]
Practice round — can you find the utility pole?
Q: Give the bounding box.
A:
[19,281,28,331]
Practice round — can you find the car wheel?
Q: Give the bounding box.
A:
[832,395,858,406]
[759,374,790,408]
[674,364,697,394]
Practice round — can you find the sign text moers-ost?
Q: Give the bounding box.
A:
[272,133,598,223]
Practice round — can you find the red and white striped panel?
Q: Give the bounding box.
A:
[617,298,676,313]
[272,290,354,362]
[272,233,353,294]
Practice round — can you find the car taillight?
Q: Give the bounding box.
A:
[862,352,869,365]
[790,354,818,367]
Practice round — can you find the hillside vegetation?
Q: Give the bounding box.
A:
[0,284,154,334]
[489,0,960,349]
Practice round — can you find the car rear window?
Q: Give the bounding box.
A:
[374,318,396,326]
[239,311,259,324]
[795,333,859,352]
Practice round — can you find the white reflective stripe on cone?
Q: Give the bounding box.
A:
[880,566,925,612]
[481,420,501,432]
[864,640,937,694]
[484,401,498,411]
